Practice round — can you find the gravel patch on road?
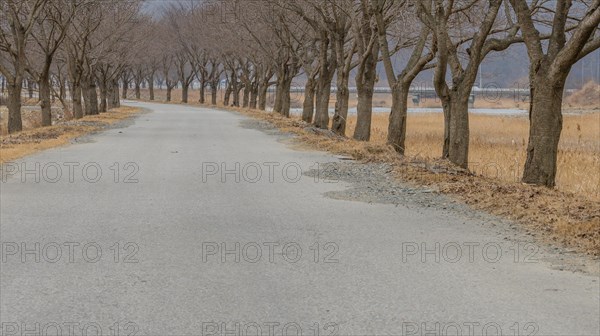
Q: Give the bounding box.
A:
[239,119,295,142]
[237,112,599,274]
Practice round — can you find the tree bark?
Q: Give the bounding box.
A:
[71,82,84,119]
[107,79,115,109]
[385,83,411,151]
[242,85,250,108]
[354,37,380,141]
[121,77,129,99]
[112,80,120,108]
[302,77,316,123]
[258,80,268,111]
[148,74,155,100]
[447,92,470,168]
[199,78,206,104]
[314,34,336,129]
[134,80,141,99]
[332,84,349,135]
[233,82,242,107]
[273,76,284,113]
[7,79,24,133]
[331,35,353,136]
[39,70,52,127]
[210,81,218,105]
[442,98,451,159]
[249,80,258,109]
[86,78,99,115]
[314,79,333,129]
[522,73,565,186]
[99,79,107,112]
[281,75,293,117]
[355,71,379,142]
[181,82,189,103]
[82,76,92,115]
[166,84,173,102]
[223,82,232,106]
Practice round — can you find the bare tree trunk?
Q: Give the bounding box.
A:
[258,81,268,111]
[442,99,451,159]
[273,76,284,113]
[86,78,99,115]
[107,79,115,109]
[39,66,52,127]
[148,74,155,100]
[181,82,189,103]
[82,76,92,115]
[331,34,353,136]
[354,38,379,141]
[112,80,120,108]
[224,82,232,106]
[60,78,67,102]
[314,34,336,129]
[522,74,565,186]
[107,80,119,110]
[281,75,293,117]
[199,78,206,104]
[242,85,250,108]
[249,81,258,109]
[332,74,350,135]
[166,84,172,102]
[134,80,141,99]
[7,78,24,133]
[384,84,410,150]
[232,79,242,107]
[302,77,316,123]
[447,90,470,168]
[314,77,333,129]
[71,82,84,119]
[210,81,218,105]
[121,77,129,99]
[99,79,107,112]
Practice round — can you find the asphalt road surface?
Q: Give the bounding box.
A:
[1,101,598,336]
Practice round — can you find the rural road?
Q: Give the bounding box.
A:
[1,101,598,336]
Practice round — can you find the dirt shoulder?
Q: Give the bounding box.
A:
[0,106,142,164]
[215,105,599,258]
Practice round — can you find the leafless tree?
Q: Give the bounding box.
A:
[0,0,48,133]
[27,0,77,125]
[509,0,600,186]
[420,0,522,167]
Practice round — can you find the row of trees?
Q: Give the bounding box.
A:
[1,0,599,188]
[0,0,145,128]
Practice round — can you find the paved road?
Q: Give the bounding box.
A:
[1,102,598,336]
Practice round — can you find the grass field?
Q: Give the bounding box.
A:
[346,112,600,199]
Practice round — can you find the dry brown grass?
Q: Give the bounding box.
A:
[347,113,600,198]
[218,105,599,256]
[0,106,141,164]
